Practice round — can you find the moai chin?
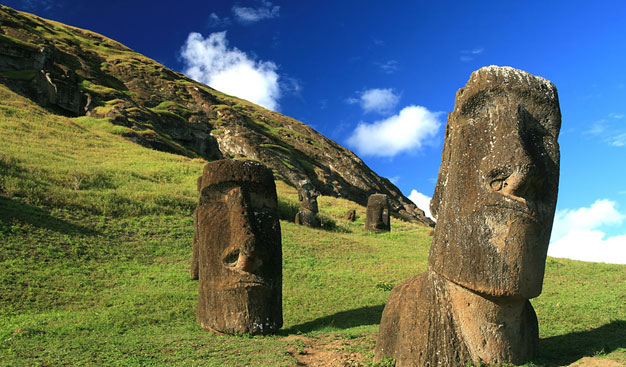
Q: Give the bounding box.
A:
[294,180,320,228]
[194,159,282,335]
[365,194,390,232]
[376,66,561,366]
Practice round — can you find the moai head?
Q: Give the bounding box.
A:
[195,159,282,334]
[366,194,390,232]
[429,66,561,299]
[297,180,319,213]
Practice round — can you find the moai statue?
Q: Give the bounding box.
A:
[375,66,561,366]
[294,180,320,228]
[194,159,282,335]
[365,194,390,232]
[344,209,356,222]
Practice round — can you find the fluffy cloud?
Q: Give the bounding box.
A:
[409,189,434,221]
[346,105,442,157]
[232,1,280,24]
[548,199,626,264]
[347,88,399,114]
[180,31,280,111]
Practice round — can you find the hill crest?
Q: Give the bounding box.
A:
[0,5,432,225]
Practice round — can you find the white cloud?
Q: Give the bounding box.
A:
[611,133,626,147]
[208,13,231,28]
[180,31,280,111]
[409,189,434,221]
[346,105,442,157]
[459,47,484,62]
[548,199,626,264]
[375,60,399,74]
[349,88,399,114]
[232,1,279,24]
[585,113,626,146]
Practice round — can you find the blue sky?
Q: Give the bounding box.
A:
[6,0,625,264]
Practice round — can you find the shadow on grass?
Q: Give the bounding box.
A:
[535,320,626,366]
[0,195,97,235]
[281,304,385,335]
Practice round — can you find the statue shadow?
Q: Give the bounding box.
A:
[535,320,626,366]
[280,304,384,335]
[0,195,97,236]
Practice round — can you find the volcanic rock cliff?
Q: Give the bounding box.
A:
[0,5,433,225]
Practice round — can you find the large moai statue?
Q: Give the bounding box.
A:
[375,66,561,366]
[294,180,320,228]
[365,194,390,232]
[194,159,282,335]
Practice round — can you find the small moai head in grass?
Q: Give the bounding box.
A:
[194,159,282,335]
[365,194,390,232]
[295,179,320,227]
[429,66,561,299]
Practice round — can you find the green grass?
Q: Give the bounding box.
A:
[0,84,625,366]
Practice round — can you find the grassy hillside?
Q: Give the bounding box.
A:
[1,85,625,366]
[0,5,433,225]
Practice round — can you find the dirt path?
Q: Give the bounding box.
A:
[283,335,625,367]
[569,357,625,367]
[284,334,373,367]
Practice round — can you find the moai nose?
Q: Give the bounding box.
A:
[500,165,541,205]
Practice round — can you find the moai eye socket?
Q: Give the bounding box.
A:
[223,249,240,268]
[486,167,511,193]
[490,179,504,191]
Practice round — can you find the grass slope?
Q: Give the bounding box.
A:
[0,85,625,366]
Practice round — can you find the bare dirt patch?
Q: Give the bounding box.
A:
[284,334,374,367]
[569,357,625,366]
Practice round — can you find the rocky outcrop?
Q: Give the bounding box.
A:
[194,160,282,335]
[0,36,85,116]
[0,5,433,225]
[376,66,561,366]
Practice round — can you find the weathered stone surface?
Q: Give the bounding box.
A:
[376,66,561,366]
[365,194,390,232]
[344,209,356,222]
[295,180,320,227]
[376,270,538,366]
[194,159,282,335]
